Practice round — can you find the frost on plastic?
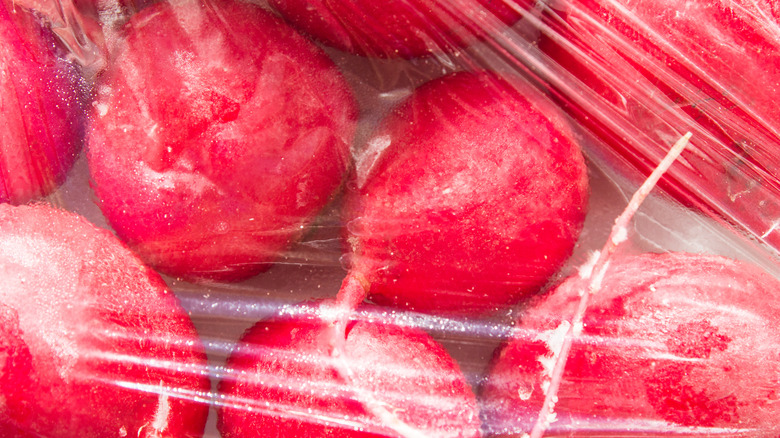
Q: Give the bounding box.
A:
[2,0,780,437]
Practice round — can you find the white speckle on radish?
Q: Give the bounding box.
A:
[140,164,216,195]
[517,384,533,401]
[96,103,109,117]
[151,388,171,434]
[535,321,571,390]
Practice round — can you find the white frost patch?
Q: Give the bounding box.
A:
[0,234,47,270]
[171,51,198,91]
[141,164,217,195]
[611,226,628,246]
[94,102,109,117]
[356,135,392,186]
[572,320,584,337]
[517,384,533,401]
[577,251,600,279]
[535,321,571,392]
[151,390,171,434]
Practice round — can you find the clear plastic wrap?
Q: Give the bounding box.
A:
[2,0,780,436]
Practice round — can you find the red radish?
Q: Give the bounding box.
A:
[341,71,589,315]
[538,0,780,251]
[0,2,84,204]
[5,0,106,74]
[87,0,358,282]
[0,203,210,438]
[480,251,780,436]
[8,0,153,78]
[266,0,534,58]
[217,300,482,438]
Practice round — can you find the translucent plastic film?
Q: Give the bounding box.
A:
[524,0,780,253]
[2,0,780,437]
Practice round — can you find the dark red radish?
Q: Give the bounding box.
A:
[0,2,84,204]
[87,0,357,282]
[0,203,210,438]
[217,300,482,438]
[480,252,780,436]
[266,0,535,58]
[8,0,154,78]
[5,0,103,73]
[538,0,780,252]
[340,71,589,315]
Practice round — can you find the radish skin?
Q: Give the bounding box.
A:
[343,71,589,315]
[87,0,357,282]
[266,0,535,58]
[0,204,210,438]
[0,3,84,204]
[481,251,780,436]
[217,302,482,438]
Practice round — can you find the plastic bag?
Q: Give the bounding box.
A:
[2,0,780,436]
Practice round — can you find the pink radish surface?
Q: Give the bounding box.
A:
[344,71,589,315]
[0,203,210,438]
[87,0,357,282]
[539,0,780,252]
[0,2,84,204]
[481,252,780,436]
[266,0,533,58]
[217,302,481,438]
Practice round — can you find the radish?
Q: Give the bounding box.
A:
[8,0,153,78]
[478,133,780,436]
[480,251,780,436]
[341,71,589,315]
[539,0,780,251]
[0,203,210,438]
[266,0,533,58]
[0,2,84,204]
[214,69,583,434]
[216,300,482,438]
[87,0,358,282]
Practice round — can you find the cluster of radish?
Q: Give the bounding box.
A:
[2,0,780,436]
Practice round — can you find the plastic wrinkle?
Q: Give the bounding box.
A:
[528,133,690,438]
[541,1,780,253]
